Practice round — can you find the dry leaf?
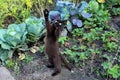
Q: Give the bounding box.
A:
[97,0,105,3]
[110,37,116,42]
[65,42,70,47]
[30,46,39,53]
[18,53,25,60]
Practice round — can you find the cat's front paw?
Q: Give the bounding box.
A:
[44,9,49,17]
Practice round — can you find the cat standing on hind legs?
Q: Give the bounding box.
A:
[43,9,72,76]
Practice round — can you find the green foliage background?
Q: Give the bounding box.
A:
[0,0,53,28]
[0,0,120,79]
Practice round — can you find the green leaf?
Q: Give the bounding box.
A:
[79,52,87,60]
[88,0,99,12]
[4,34,20,47]
[1,42,11,50]
[8,50,14,59]
[48,0,53,4]
[0,49,9,62]
[4,23,27,47]
[101,62,112,69]
[25,17,45,37]
[0,29,7,43]
[108,65,120,78]
[59,36,67,44]
[5,59,14,67]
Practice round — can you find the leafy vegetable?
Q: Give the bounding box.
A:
[0,29,6,43]
[81,12,92,18]
[0,49,9,63]
[51,1,92,28]
[56,1,75,9]
[0,16,45,63]
[49,11,60,21]
[67,21,72,31]
[72,19,82,27]
[4,23,27,48]
[0,23,27,50]
[78,1,88,13]
[25,16,45,36]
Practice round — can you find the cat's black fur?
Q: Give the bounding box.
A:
[44,9,72,76]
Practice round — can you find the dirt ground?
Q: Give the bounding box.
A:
[10,52,95,80]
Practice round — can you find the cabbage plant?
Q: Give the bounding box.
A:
[25,16,45,42]
[0,17,46,63]
[0,23,27,64]
[0,23,27,50]
[49,1,92,31]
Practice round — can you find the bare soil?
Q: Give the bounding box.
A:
[10,52,95,80]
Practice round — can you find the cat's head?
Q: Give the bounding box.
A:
[53,20,67,32]
[52,20,67,37]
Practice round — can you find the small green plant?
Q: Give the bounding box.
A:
[101,31,118,52]
[112,7,120,16]
[85,1,110,28]
[105,0,120,15]
[102,62,120,79]
[14,62,20,74]
[6,59,15,68]
[63,48,74,58]
[83,28,102,46]
[108,65,120,78]
[59,36,67,45]
[80,45,87,51]
[63,48,77,63]
[63,47,89,64]
[72,28,84,37]
[79,52,88,60]
[107,42,118,52]
[71,45,81,51]
[39,45,45,53]
[23,54,34,63]
[101,61,112,76]
[102,61,112,70]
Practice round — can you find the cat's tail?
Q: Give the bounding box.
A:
[60,54,72,71]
